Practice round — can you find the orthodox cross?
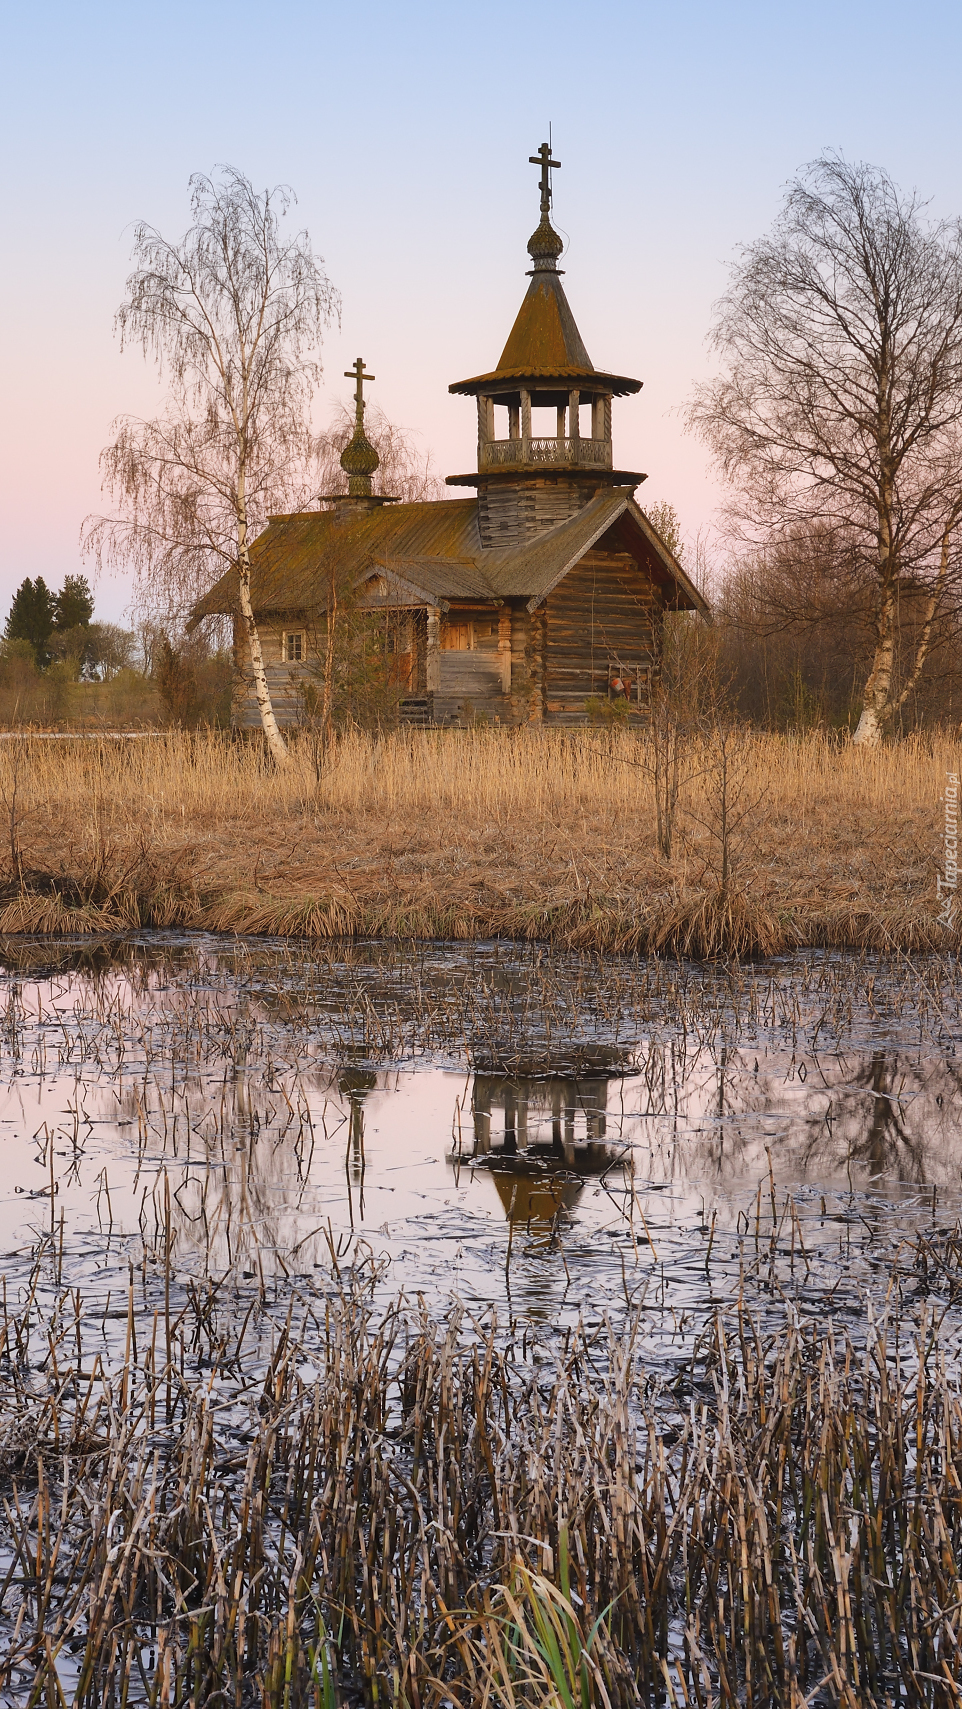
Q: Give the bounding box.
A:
[345,357,374,416]
[529,141,560,216]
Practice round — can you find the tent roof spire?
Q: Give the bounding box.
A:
[449,145,641,398]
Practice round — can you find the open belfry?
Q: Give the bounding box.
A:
[194,146,708,725]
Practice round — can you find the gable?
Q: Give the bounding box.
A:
[545,552,664,653]
[481,491,707,614]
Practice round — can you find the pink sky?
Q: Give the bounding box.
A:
[2,0,961,625]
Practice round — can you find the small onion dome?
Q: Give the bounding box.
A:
[340,423,380,496]
[527,213,564,271]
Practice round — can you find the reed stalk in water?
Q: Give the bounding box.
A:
[3,1269,962,1705]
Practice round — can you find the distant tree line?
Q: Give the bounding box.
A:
[0,573,231,727]
[711,524,962,732]
[647,503,962,734]
[4,573,136,680]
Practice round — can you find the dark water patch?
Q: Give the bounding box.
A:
[0,935,958,1369]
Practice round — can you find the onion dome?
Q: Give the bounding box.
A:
[339,358,380,497]
[527,210,565,271]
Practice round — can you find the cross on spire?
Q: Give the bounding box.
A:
[529,141,560,216]
[345,357,374,417]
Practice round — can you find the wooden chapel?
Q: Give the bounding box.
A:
[191,144,709,726]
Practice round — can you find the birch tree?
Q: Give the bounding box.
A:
[83,167,339,765]
[690,156,962,745]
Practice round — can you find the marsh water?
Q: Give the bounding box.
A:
[1,934,961,1373]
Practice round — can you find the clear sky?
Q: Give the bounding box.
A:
[2,0,961,622]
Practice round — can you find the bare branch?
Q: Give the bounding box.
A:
[689,154,962,743]
[81,167,340,763]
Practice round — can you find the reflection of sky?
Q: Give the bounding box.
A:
[1,945,961,1354]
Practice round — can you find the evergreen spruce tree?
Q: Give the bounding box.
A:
[4,578,55,664]
[53,575,94,631]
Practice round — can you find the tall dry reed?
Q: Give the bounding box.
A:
[3,1273,962,1706]
[4,724,954,823]
[0,727,956,954]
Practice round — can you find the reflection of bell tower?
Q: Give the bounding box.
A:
[447,144,644,548]
[472,1075,610,1158]
[468,1073,617,1226]
[338,1068,377,1222]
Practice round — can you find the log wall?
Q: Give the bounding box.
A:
[432,607,512,721]
[232,616,310,729]
[477,479,596,548]
[508,605,543,724]
[231,555,666,730]
[543,553,663,722]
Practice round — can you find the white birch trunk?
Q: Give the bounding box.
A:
[851,701,883,747]
[851,608,894,745]
[236,564,289,766]
[236,472,289,767]
[888,519,956,719]
[852,477,896,748]
[853,516,955,746]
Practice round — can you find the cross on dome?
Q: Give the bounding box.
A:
[528,142,560,216]
[339,356,380,495]
[345,357,375,414]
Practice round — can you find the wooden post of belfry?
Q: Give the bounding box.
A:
[520,389,532,461]
[426,606,441,695]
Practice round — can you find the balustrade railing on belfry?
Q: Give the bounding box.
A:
[479,436,612,471]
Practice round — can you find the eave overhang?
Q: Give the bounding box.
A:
[445,468,646,489]
[449,366,641,398]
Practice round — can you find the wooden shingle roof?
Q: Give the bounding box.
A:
[449,269,641,398]
[190,492,708,623]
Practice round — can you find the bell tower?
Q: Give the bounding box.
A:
[447,144,645,549]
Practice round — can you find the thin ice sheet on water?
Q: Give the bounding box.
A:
[0,932,958,1380]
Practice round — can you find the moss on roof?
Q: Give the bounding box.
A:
[450,271,641,398]
[190,492,709,624]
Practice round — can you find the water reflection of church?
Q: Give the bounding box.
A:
[471,1074,607,1154]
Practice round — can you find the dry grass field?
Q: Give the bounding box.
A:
[1,726,958,954]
